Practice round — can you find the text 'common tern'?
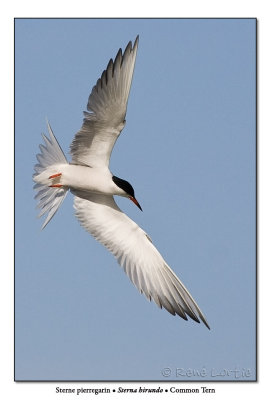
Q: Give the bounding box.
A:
[33,36,210,329]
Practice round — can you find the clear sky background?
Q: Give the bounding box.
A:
[15,18,256,381]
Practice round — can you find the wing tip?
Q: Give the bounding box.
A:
[93,36,139,93]
[201,317,211,330]
[134,35,139,48]
[179,309,210,330]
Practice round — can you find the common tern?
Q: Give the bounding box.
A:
[33,36,210,329]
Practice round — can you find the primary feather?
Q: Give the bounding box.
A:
[70,36,139,167]
[73,192,210,329]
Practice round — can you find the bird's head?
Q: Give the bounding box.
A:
[112,176,142,211]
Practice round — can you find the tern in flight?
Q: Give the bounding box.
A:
[33,36,210,329]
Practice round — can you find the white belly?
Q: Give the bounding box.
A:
[61,164,117,195]
[34,163,127,197]
[60,164,111,194]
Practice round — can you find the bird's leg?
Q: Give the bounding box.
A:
[49,173,62,179]
[49,172,63,188]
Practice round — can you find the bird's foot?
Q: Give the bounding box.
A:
[49,184,63,188]
[49,173,62,179]
[49,172,62,188]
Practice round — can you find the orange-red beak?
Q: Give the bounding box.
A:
[129,196,142,211]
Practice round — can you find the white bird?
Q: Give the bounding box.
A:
[33,36,210,329]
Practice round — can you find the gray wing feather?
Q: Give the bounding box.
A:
[70,36,139,167]
[73,192,210,329]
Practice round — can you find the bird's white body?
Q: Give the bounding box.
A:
[33,36,210,329]
[36,163,125,196]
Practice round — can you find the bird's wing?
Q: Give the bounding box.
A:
[73,192,210,329]
[70,36,139,168]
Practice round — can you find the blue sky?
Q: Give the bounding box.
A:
[15,18,256,381]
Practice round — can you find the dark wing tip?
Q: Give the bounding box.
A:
[92,37,139,94]
[134,35,139,47]
[181,311,210,330]
[113,47,123,69]
[122,41,132,61]
[117,36,139,70]
[203,319,211,330]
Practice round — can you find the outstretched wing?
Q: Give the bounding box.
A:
[70,36,139,168]
[73,192,210,329]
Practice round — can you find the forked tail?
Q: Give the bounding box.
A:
[33,122,68,229]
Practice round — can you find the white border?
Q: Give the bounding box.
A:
[3,1,269,399]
